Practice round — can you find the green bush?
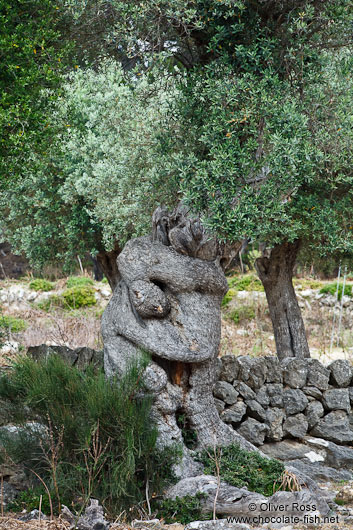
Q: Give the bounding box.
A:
[29,279,55,292]
[0,355,178,517]
[35,295,63,312]
[0,315,27,333]
[66,276,94,288]
[62,286,96,308]
[228,306,256,324]
[197,443,285,497]
[221,288,236,307]
[155,493,211,524]
[319,282,353,300]
[228,274,264,292]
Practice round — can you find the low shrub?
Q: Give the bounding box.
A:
[66,276,94,288]
[0,355,178,517]
[62,286,96,308]
[319,282,352,300]
[155,493,211,524]
[0,315,27,333]
[197,443,285,497]
[29,279,55,292]
[221,289,236,307]
[35,295,63,312]
[227,274,264,292]
[228,305,256,324]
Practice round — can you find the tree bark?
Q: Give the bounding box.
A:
[96,243,121,290]
[255,240,310,360]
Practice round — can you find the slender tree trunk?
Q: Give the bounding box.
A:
[255,240,310,360]
[96,243,121,290]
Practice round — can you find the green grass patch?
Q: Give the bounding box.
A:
[197,443,285,497]
[228,305,256,324]
[29,279,55,291]
[293,278,325,290]
[66,276,94,288]
[0,315,27,333]
[319,282,353,300]
[0,354,178,517]
[227,274,264,292]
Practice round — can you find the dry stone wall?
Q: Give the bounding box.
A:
[214,355,353,446]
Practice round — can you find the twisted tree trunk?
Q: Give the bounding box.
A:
[255,240,310,360]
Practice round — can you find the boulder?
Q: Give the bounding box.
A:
[246,358,267,389]
[305,401,324,429]
[264,356,283,383]
[283,413,308,438]
[221,402,246,425]
[329,359,352,387]
[1,482,18,509]
[27,344,103,370]
[283,388,308,415]
[284,459,352,482]
[245,399,268,422]
[62,499,110,530]
[255,386,270,407]
[166,474,329,518]
[261,440,311,461]
[306,360,330,391]
[214,398,225,414]
[265,407,285,441]
[237,418,269,446]
[219,355,239,383]
[350,387,353,404]
[213,382,238,405]
[265,383,283,407]
[19,510,48,522]
[281,358,308,388]
[322,388,351,413]
[235,382,256,400]
[310,411,353,444]
[302,386,322,400]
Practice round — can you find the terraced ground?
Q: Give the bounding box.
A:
[1,273,353,367]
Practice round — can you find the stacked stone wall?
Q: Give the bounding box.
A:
[214,356,353,446]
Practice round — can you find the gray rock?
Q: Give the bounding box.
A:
[246,399,268,422]
[311,411,353,443]
[246,358,267,389]
[261,440,315,461]
[265,383,283,407]
[62,499,110,530]
[281,358,308,388]
[221,402,246,424]
[283,413,308,438]
[219,355,239,383]
[304,436,353,469]
[323,388,351,413]
[283,388,308,415]
[185,521,250,530]
[306,359,330,391]
[214,398,225,413]
[19,510,48,522]
[264,356,283,383]
[285,459,352,482]
[28,344,103,371]
[329,359,352,387]
[1,482,18,509]
[213,381,239,405]
[302,386,323,399]
[166,474,329,517]
[236,356,253,383]
[255,386,270,407]
[237,418,269,446]
[349,387,353,404]
[236,381,256,400]
[305,401,324,429]
[266,408,285,441]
